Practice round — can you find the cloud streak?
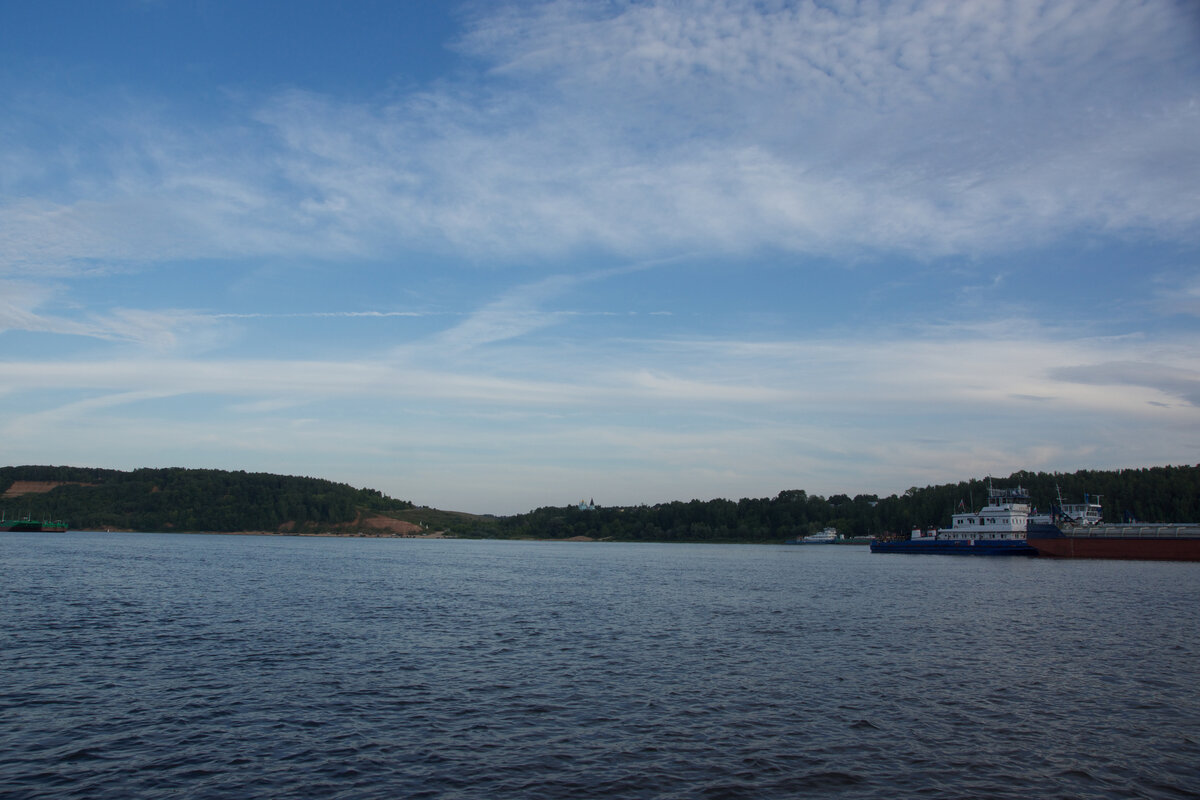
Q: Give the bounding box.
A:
[2,0,1196,278]
[4,320,1197,420]
[3,316,1197,512]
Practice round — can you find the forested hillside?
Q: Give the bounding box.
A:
[498,465,1200,542]
[0,466,414,533]
[4,464,1198,541]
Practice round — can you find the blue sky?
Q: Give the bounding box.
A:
[2,0,1198,514]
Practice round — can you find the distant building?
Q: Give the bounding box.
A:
[578,498,596,511]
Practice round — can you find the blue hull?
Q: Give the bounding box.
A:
[870,538,1037,556]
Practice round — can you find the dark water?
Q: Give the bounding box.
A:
[3,533,1199,799]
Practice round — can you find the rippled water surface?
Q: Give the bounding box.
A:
[3,533,1199,799]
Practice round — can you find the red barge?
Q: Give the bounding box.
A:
[1026,494,1200,561]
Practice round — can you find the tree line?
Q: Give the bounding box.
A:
[4,463,1197,540]
[496,465,1200,542]
[0,465,414,532]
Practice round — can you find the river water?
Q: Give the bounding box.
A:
[2,533,1198,799]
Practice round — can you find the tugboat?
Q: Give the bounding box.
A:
[871,483,1037,556]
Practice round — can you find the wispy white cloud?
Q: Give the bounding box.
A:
[420,261,675,352]
[12,314,1197,417]
[2,0,1196,276]
[3,317,1197,436]
[213,310,434,319]
[428,273,580,351]
[465,0,1181,106]
[3,317,1196,513]
[0,280,229,352]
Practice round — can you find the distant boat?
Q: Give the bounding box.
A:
[1026,492,1200,561]
[0,515,69,533]
[784,527,841,544]
[871,482,1037,556]
[803,527,841,543]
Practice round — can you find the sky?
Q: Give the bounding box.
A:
[2,0,1199,515]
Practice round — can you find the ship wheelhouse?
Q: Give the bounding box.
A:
[942,485,1032,541]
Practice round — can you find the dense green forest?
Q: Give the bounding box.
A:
[3,464,1198,541]
[0,466,415,533]
[497,465,1200,542]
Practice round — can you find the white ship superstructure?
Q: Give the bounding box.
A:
[910,484,1032,541]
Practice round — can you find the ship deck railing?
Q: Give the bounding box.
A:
[1067,525,1200,539]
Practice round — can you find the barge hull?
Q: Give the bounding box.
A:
[1027,537,1200,561]
[1027,523,1200,561]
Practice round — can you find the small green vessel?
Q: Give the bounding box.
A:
[0,516,69,532]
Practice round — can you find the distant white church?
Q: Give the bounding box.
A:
[578,498,596,511]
